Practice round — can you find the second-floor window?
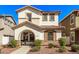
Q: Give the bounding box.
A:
[42,15,47,21]
[49,15,55,21]
[27,13,32,21]
[70,14,75,25]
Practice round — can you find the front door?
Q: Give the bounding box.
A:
[48,32,53,41]
[21,31,35,45]
[75,30,79,44]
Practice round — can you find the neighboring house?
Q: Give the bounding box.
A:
[60,10,79,44]
[13,6,63,45]
[0,15,16,45]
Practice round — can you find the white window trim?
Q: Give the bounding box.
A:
[49,15,55,21]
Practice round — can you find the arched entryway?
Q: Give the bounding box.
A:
[21,30,35,45]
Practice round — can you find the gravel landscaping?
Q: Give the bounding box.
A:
[1,48,17,54]
[28,46,79,54]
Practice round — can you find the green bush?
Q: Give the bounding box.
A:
[71,44,79,52]
[59,37,66,47]
[48,43,54,48]
[9,39,17,48]
[31,47,40,52]
[34,39,41,47]
[59,46,66,52]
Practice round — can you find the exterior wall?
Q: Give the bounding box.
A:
[2,24,14,36]
[40,14,58,26]
[18,9,41,25]
[60,14,76,36]
[60,17,70,36]
[60,11,79,44]
[15,25,44,41]
[0,16,15,45]
[1,16,15,36]
[75,16,79,28]
[16,7,60,43]
[18,9,59,26]
[56,31,61,40]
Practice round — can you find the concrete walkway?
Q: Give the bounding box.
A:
[10,46,31,54]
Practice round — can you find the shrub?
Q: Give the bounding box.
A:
[31,47,40,52]
[34,39,41,47]
[71,44,79,52]
[48,43,54,48]
[9,39,17,48]
[59,46,66,52]
[59,37,66,47]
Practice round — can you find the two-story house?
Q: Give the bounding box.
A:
[60,10,79,44]
[0,15,16,45]
[13,6,63,45]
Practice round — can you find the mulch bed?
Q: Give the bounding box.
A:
[28,46,78,54]
[1,48,17,54]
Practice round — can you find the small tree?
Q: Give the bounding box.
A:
[31,39,42,52]
[9,39,17,48]
[48,43,54,48]
[59,37,66,47]
[34,39,41,47]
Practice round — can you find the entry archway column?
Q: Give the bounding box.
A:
[28,32,30,42]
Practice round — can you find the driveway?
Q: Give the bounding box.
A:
[10,46,31,54]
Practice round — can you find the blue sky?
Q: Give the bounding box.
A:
[0,5,79,24]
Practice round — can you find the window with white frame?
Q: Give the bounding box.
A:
[42,15,47,21]
[70,14,75,25]
[49,15,55,21]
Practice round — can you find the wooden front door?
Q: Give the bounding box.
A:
[48,32,53,41]
[75,30,79,44]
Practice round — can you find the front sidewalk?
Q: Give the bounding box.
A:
[10,46,31,54]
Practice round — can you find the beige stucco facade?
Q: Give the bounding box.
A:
[75,17,79,28]
[18,9,58,26]
[14,6,62,45]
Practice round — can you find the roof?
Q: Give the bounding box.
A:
[12,21,42,30]
[41,25,60,29]
[16,6,61,15]
[0,14,16,24]
[13,21,64,30]
[60,10,79,23]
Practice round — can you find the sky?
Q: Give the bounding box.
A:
[0,5,79,24]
